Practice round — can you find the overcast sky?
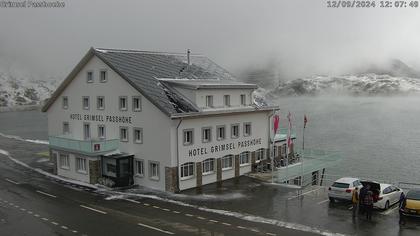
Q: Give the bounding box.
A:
[1,0,420,80]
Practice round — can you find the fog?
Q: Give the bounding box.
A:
[1,0,420,81]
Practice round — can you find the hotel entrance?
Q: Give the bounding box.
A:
[101,153,134,187]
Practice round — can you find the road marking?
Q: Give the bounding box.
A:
[9,203,14,206]
[42,217,49,221]
[137,222,175,235]
[266,233,276,236]
[80,205,107,215]
[72,230,78,233]
[36,190,57,198]
[27,211,33,214]
[348,206,353,210]
[317,199,330,205]
[5,178,19,185]
[61,226,68,230]
[20,208,26,211]
[197,216,206,220]
[251,229,260,232]
[172,211,180,214]
[34,214,40,217]
[288,187,323,200]
[51,222,59,225]
[162,208,170,212]
[237,226,246,229]
[153,205,160,209]
[143,203,150,206]
[222,222,231,226]
[185,213,194,217]
[209,220,219,223]
[124,199,141,204]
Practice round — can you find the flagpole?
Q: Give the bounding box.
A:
[271,109,275,184]
[301,122,305,187]
[286,112,290,184]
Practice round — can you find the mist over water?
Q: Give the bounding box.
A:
[275,95,420,184]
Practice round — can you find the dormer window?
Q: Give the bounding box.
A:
[240,94,246,106]
[87,71,93,83]
[224,95,230,107]
[205,95,213,108]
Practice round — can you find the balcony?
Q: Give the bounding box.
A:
[49,135,119,156]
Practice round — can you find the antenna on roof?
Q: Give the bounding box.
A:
[187,49,191,66]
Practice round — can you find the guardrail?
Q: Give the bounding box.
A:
[49,135,119,155]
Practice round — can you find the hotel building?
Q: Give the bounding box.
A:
[42,48,280,192]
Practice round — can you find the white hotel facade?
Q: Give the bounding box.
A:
[42,48,279,192]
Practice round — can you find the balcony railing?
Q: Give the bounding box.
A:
[49,135,119,156]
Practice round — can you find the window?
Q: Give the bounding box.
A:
[202,127,212,143]
[133,128,143,144]
[82,96,90,110]
[86,71,93,83]
[223,95,230,107]
[107,163,116,174]
[240,94,246,106]
[119,96,128,111]
[83,123,90,140]
[98,125,105,139]
[120,127,128,142]
[135,159,144,177]
[244,122,252,137]
[231,124,239,138]
[239,152,250,166]
[149,161,160,180]
[100,70,107,82]
[183,129,193,145]
[202,158,215,175]
[62,96,68,109]
[216,125,225,141]
[205,95,213,108]
[59,154,70,169]
[63,122,70,135]
[221,155,233,170]
[133,96,142,112]
[97,96,105,110]
[76,157,87,173]
[180,162,194,179]
[256,148,265,161]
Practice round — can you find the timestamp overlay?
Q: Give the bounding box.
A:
[326,0,419,8]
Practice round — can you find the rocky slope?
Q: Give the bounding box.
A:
[0,72,58,108]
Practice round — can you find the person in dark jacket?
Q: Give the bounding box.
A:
[364,190,374,220]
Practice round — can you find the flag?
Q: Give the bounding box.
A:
[273,114,280,134]
[304,115,308,128]
[287,112,292,148]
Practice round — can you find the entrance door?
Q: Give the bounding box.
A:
[118,157,134,186]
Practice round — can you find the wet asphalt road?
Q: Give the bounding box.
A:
[0,136,317,236]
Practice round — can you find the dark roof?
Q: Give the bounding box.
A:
[42,47,238,115]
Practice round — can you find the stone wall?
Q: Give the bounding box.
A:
[89,160,100,184]
[165,166,179,193]
[196,162,202,187]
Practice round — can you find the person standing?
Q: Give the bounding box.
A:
[364,191,374,220]
[352,187,359,218]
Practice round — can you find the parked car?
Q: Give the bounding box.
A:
[400,188,420,219]
[328,177,363,202]
[370,183,404,209]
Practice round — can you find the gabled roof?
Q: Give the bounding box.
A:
[42,47,237,115]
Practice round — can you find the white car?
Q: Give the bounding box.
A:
[328,177,363,202]
[373,183,404,210]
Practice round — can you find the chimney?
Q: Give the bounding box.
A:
[187,49,191,66]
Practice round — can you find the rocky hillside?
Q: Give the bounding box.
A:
[0,72,58,108]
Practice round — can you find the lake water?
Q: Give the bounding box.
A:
[1,96,420,184]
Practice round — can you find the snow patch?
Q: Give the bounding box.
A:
[0,132,49,145]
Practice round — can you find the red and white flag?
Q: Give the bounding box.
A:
[273,114,280,134]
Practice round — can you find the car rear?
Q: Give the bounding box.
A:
[400,189,420,218]
[328,179,354,201]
